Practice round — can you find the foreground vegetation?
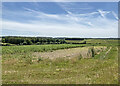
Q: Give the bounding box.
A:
[2,38,119,84]
[2,44,85,55]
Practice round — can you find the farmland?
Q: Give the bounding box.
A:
[2,38,119,84]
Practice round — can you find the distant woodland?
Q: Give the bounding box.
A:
[1,36,117,46]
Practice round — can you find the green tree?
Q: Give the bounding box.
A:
[26,40,32,45]
[23,41,27,45]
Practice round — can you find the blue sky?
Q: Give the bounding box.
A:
[2,2,118,38]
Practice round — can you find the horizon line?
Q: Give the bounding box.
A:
[0,35,119,38]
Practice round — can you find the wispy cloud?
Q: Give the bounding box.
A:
[112,11,118,20]
[97,9,110,18]
[2,9,118,37]
[2,2,118,38]
[24,7,60,19]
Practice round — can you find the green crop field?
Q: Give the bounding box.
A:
[2,39,119,84]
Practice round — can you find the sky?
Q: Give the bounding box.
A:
[2,2,118,38]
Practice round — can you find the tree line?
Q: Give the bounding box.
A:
[2,36,66,45]
[65,38,84,40]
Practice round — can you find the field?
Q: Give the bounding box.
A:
[2,39,119,84]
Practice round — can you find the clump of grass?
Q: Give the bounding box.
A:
[91,48,95,57]
[25,55,33,64]
[77,54,82,60]
[37,57,43,63]
[87,47,95,58]
[70,55,82,62]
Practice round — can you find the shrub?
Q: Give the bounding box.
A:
[82,41,86,44]
[91,48,95,57]
[37,57,43,63]
[23,41,27,45]
[36,42,41,45]
[87,47,95,57]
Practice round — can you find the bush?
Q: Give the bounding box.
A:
[26,40,32,45]
[37,57,43,63]
[87,47,95,57]
[82,41,86,44]
[23,41,27,45]
[91,48,95,57]
[36,42,41,45]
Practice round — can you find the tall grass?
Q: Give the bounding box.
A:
[87,47,95,58]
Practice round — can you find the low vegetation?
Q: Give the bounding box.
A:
[2,37,119,84]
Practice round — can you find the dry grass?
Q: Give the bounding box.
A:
[2,39,118,84]
[32,46,106,61]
